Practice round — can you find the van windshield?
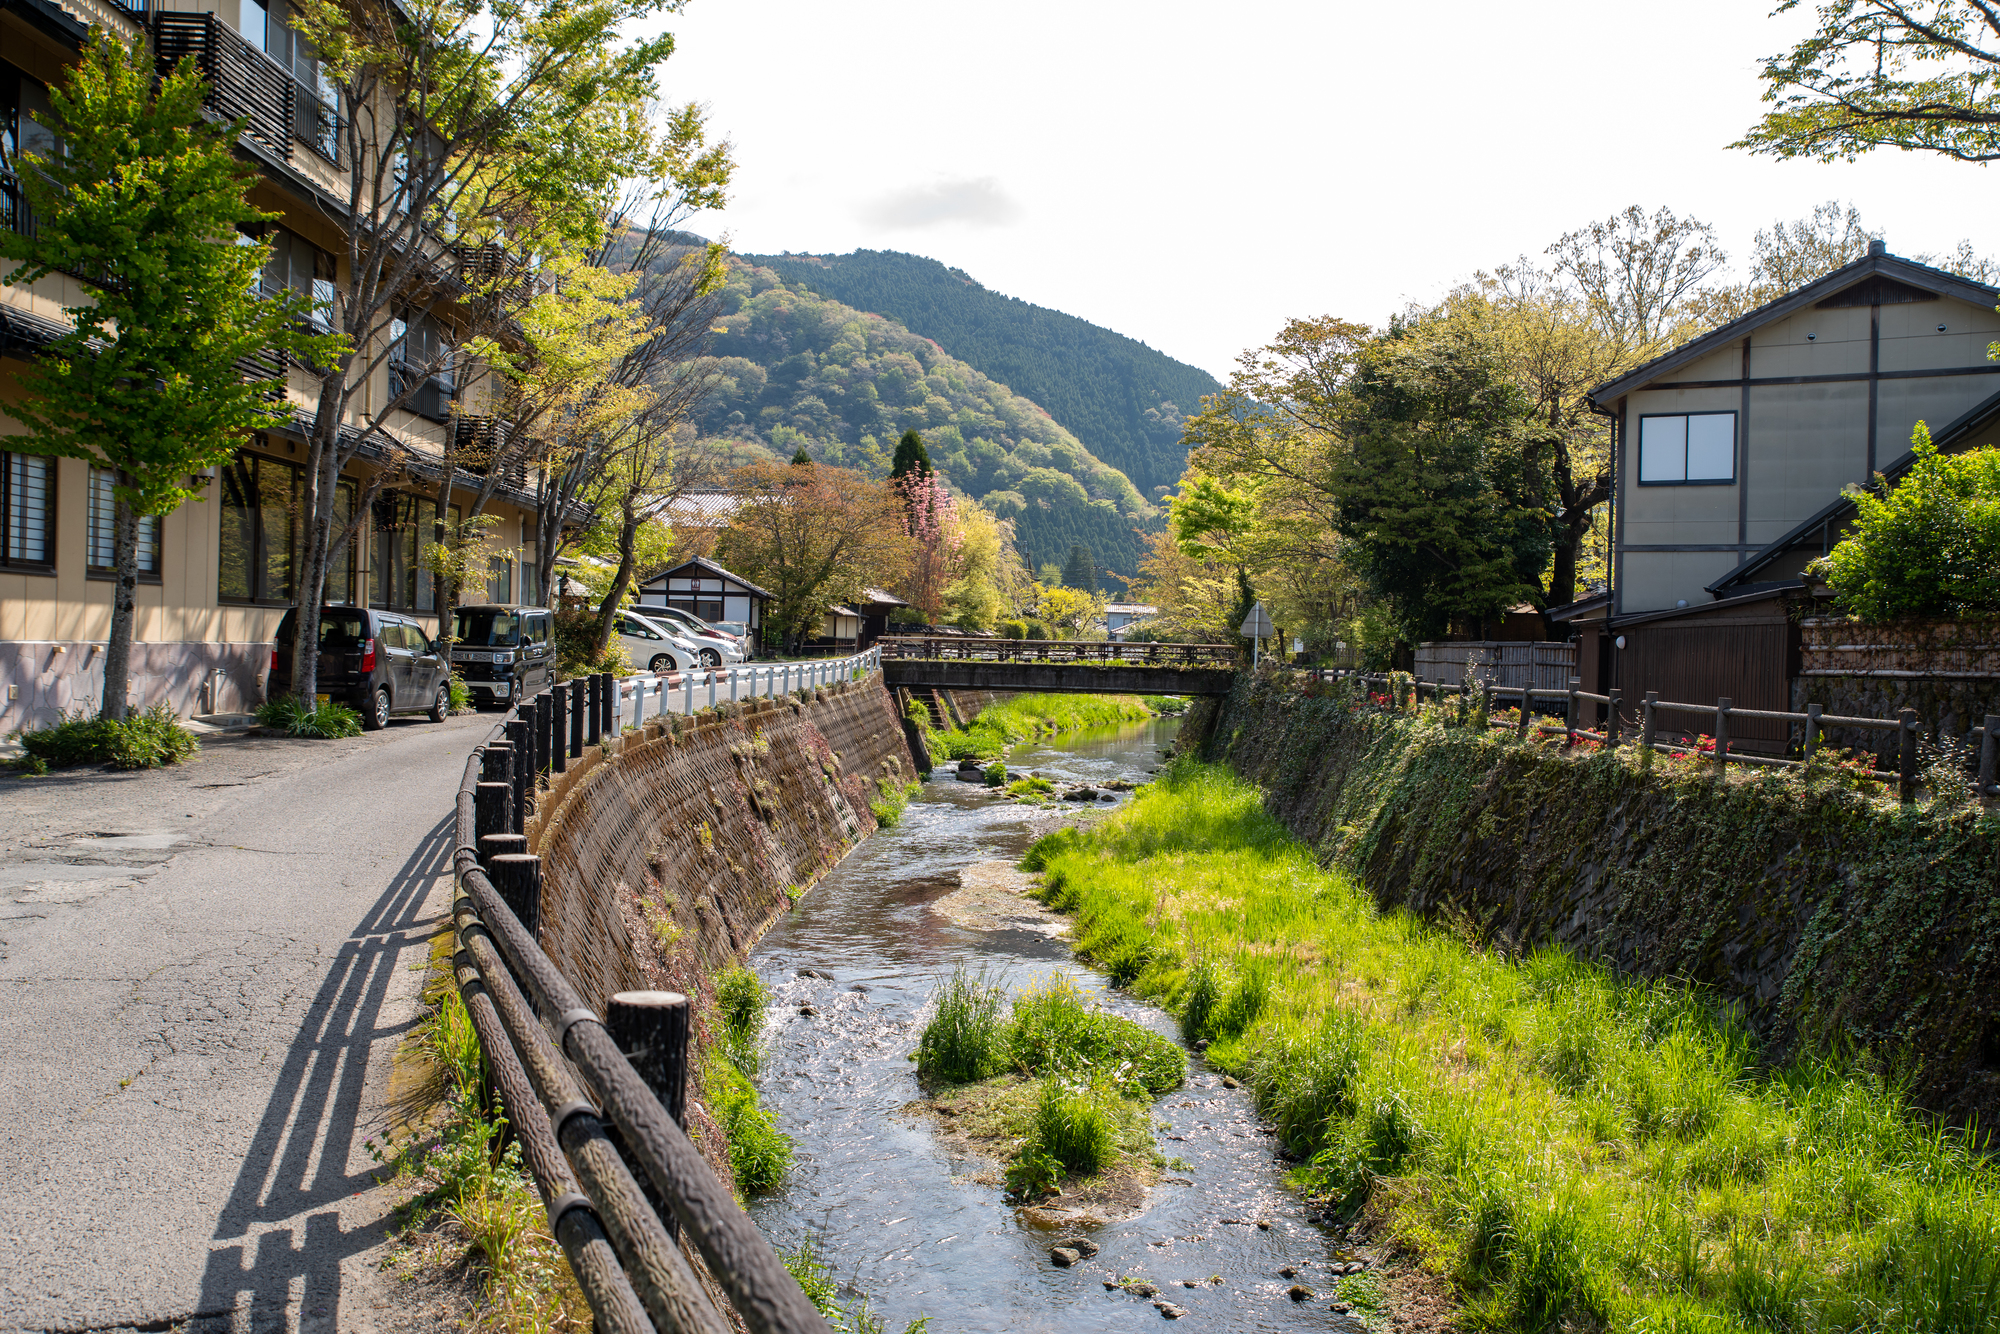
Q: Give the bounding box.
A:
[455,609,521,646]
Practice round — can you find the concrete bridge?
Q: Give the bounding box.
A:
[877,636,1239,696]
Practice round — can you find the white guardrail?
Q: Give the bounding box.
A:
[605,646,882,729]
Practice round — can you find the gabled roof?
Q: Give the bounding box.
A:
[1587,247,2000,406]
[1545,590,1610,623]
[638,556,772,598]
[860,587,908,607]
[1707,380,2000,595]
[1609,586,1792,629]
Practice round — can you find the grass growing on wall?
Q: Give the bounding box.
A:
[705,967,793,1194]
[1027,760,2000,1333]
[924,693,1154,761]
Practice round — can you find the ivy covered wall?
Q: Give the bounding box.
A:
[1182,671,2000,1122]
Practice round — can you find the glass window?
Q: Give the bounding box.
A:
[2,452,53,567]
[485,553,511,603]
[217,446,355,604]
[455,608,519,646]
[242,0,271,56]
[87,467,159,577]
[1637,413,1734,485]
[317,610,363,650]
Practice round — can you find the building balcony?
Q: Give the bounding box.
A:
[153,12,293,163]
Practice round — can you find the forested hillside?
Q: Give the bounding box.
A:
[696,258,1160,579]
[740,249,1220,498]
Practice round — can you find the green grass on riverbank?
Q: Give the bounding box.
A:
[1027,759,2000,1334]
[916,693,1153,762]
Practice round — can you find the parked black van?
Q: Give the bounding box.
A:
[449,605,555,709]
[269,607,453,729]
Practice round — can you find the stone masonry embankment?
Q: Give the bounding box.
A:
[1181,672,2000,1122]
[527,676,913,1016]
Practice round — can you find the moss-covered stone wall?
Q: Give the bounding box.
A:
[1183,672,2000,1122]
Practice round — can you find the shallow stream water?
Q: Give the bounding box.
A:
[744,719,1367,1332]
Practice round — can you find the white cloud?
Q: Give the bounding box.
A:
[859,177,1023,230]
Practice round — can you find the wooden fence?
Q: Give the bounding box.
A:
[1415,641,1577,693]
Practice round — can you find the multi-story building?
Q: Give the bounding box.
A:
[1,0,547,733]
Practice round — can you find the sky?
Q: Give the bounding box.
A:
[638,0,1998,382]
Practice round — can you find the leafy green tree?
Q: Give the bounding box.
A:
[792,447,814,465]
[1738,1,2000,165]
[1060,543,1098,593]
[0,32,338,720]
[890,428,932,479]
[1815,422,2000,619]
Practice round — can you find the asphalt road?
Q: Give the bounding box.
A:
[0,711,494,1333]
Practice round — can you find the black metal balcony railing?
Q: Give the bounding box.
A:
[293,90,341,165]
[154,13,293,162]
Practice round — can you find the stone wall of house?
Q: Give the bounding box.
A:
[1794,617,2000,757]
[1180,671,2000,1123]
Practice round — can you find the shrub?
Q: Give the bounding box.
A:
[1024,621,1049,640]
[983,760,1008,787]
[999,620,1027,640]
[255,697,363,739]
[447,673,473,712]
[552,608,633,679]
[916,966,1009,1083]
[1815,422,2000,619]
[17,704,199,770]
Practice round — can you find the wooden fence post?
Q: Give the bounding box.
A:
[569,678,586,757]
[1642,691,1658,754]
[1517,688,1532,740]
[599,672,615,737]
[1607,689,1621,745]
[544,690,564,775]
[488,853,542,939]
[585,674,601,746]
[1898,708,1920,805]
[1804,703,1822,764]
[475,781,511,844]
[1980,715,1998,808]
[1566,678,1579,745]
[504,718,531,832]
[1715,698,1732,774]
[606,991,691,1243]
[1481,680,1493,726]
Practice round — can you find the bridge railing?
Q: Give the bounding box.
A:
[445,650,886,1333]
[876,635,1236,667]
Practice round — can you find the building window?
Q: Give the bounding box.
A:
[2,451,53,569]
[371,492,458,611]
[1638,412,1736,485]
[87,467,160,581]
[217,447,355,604]
[261,227,338,332]
[519,518,540,605]
[485,553,512,603]
[388,308,455,422]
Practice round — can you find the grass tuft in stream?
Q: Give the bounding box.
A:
[1021,758,2000,1334]
[922,693,1154,762]
[915,969,1184,1199]
[707,966,793,1193]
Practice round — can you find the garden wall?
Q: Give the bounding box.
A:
[1794,617,2000,756]
[1182,673,2000,1121]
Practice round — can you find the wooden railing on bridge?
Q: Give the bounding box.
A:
[875,635,1238,667]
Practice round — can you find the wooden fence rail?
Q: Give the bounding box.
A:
[875,635,1237,667]
[1305,668,1998,808]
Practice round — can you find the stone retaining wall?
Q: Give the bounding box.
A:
[528,677,914,1015]
[1795,618,2000,754]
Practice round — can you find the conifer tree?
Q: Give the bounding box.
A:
[1061,543,1099,593]
[792,447,814,465]
[890,428,932,479]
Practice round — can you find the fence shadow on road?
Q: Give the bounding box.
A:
[189,810,455,1330]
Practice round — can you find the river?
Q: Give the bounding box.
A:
[743,717,1366,1332]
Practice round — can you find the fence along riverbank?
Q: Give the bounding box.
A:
[447,654,893,1333]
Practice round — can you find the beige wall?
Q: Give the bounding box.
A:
[1617,290,2000,614]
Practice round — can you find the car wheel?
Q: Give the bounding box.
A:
[649,653,671,673]
[363,686,390,730]
[429,683,450,723]
[700,647,721,668]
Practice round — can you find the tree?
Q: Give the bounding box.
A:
[1060,544,1099,593]
[890,428,933,479]
[277,0,724,705]
[1815,421,2000,619]
[944,506,1025,630]
[1738,1,2000,164]
[792,447,814,465]
[714,461,914,649]
[894,467,962,623]
[1034,583,1103,637]
[0,32,338,720]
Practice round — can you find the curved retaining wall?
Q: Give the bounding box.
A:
[527,676,914,1017]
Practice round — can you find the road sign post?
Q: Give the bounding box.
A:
[1240,601,1274,668]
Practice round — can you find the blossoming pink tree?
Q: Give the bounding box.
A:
[895,469,963,624]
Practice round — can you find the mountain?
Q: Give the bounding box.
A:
[738,249,1220,499]
[696,257,1160,580]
